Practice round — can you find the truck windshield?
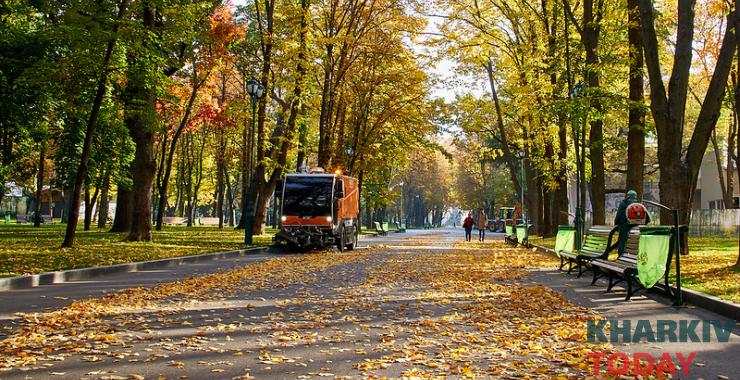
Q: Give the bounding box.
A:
[282,176,334,217]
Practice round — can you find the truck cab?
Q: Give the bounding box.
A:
[274,170,359,251]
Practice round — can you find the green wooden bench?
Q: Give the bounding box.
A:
[163,216,188,225]
[558,225,617,277]
[504,224,515,245]
[591,226,680,300]
[373,221,387,236]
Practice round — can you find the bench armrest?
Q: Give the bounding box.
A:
[601,226,619,255]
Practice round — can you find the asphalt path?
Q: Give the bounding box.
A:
[0,228,737,379]
[0,229,438,320]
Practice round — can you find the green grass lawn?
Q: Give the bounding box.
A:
[529,234,740,303]
[0,224,276,277]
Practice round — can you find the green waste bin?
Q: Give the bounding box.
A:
[637,226,672,288]
[516,224,529,241]
[4,212,9,224]
[554,225,576,257]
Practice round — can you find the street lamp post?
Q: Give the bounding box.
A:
[244,79,264,246]
[518,151,526,224]
[569,83,585,249]
[414,194,420,228]
[345,146,353,175]
[398,181,404,229]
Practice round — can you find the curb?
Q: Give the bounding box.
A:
[0,246,270,292]
[531,244,740,322]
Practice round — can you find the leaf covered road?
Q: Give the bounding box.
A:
[0,232,609,379]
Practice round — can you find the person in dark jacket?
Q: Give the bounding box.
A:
[614,190,643,254]
[462,213,474,242]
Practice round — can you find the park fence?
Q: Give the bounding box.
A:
[601,209,740,237]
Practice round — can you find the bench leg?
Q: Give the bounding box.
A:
[625,275,644,300]
[606,274,625,293]
[576,260,586,278]
[591,266,602,285]
[559,256,565,271]
[606,272,615,292]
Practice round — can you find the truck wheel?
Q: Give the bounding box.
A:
[347,226,357,251]
[337,226,346,252]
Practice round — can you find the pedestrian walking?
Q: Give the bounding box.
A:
[476,208,487,242]
[462,212,474,242]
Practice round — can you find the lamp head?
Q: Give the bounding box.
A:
[246,80,259,96]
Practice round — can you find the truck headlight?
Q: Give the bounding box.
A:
[326,216,333,223]
[281,216,287,222]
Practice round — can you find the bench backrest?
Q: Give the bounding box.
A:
[199,217,220,225]
[505,225,513,237]
[374,221,384,231]
[162,217,187,224]
[581,234,609,252]
[515,224,531,240]
[42,215,53,223]
[616,231,641,264]
[16,214,29,223]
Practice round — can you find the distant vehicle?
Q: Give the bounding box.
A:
[274,168,360,251]
[499,207,515,221]
[498,207,520,230]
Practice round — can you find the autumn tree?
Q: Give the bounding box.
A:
[639,0,736,252]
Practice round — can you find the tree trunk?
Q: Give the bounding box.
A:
[34,143,45,227]
[98,171,110,228]
[156,68,203,231]
[84,185,99,231]
[236,103,249,229]
[557,116,570,225]
[84,187,91,231]
[224,165,235,227]
[251,0,307,234]
[524,159,540,229]
[216,133,225,229]
[127,127,155,242]
[626,0,645,197]
[734,5,740,266]
[110,186,133,232]
[123,4,159,242]
[639,0,737,254]
[61,0,128,247]
[486,61,524,199]
[583,0,606,225]
[711,131,732,208]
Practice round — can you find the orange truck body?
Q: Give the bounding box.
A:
[275,173,360,250]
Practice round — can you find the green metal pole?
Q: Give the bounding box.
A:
[244,98,257,245]
[673,208,683,306]
[520,156,525,224]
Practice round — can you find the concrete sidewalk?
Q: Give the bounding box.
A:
[526,269,740,378]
